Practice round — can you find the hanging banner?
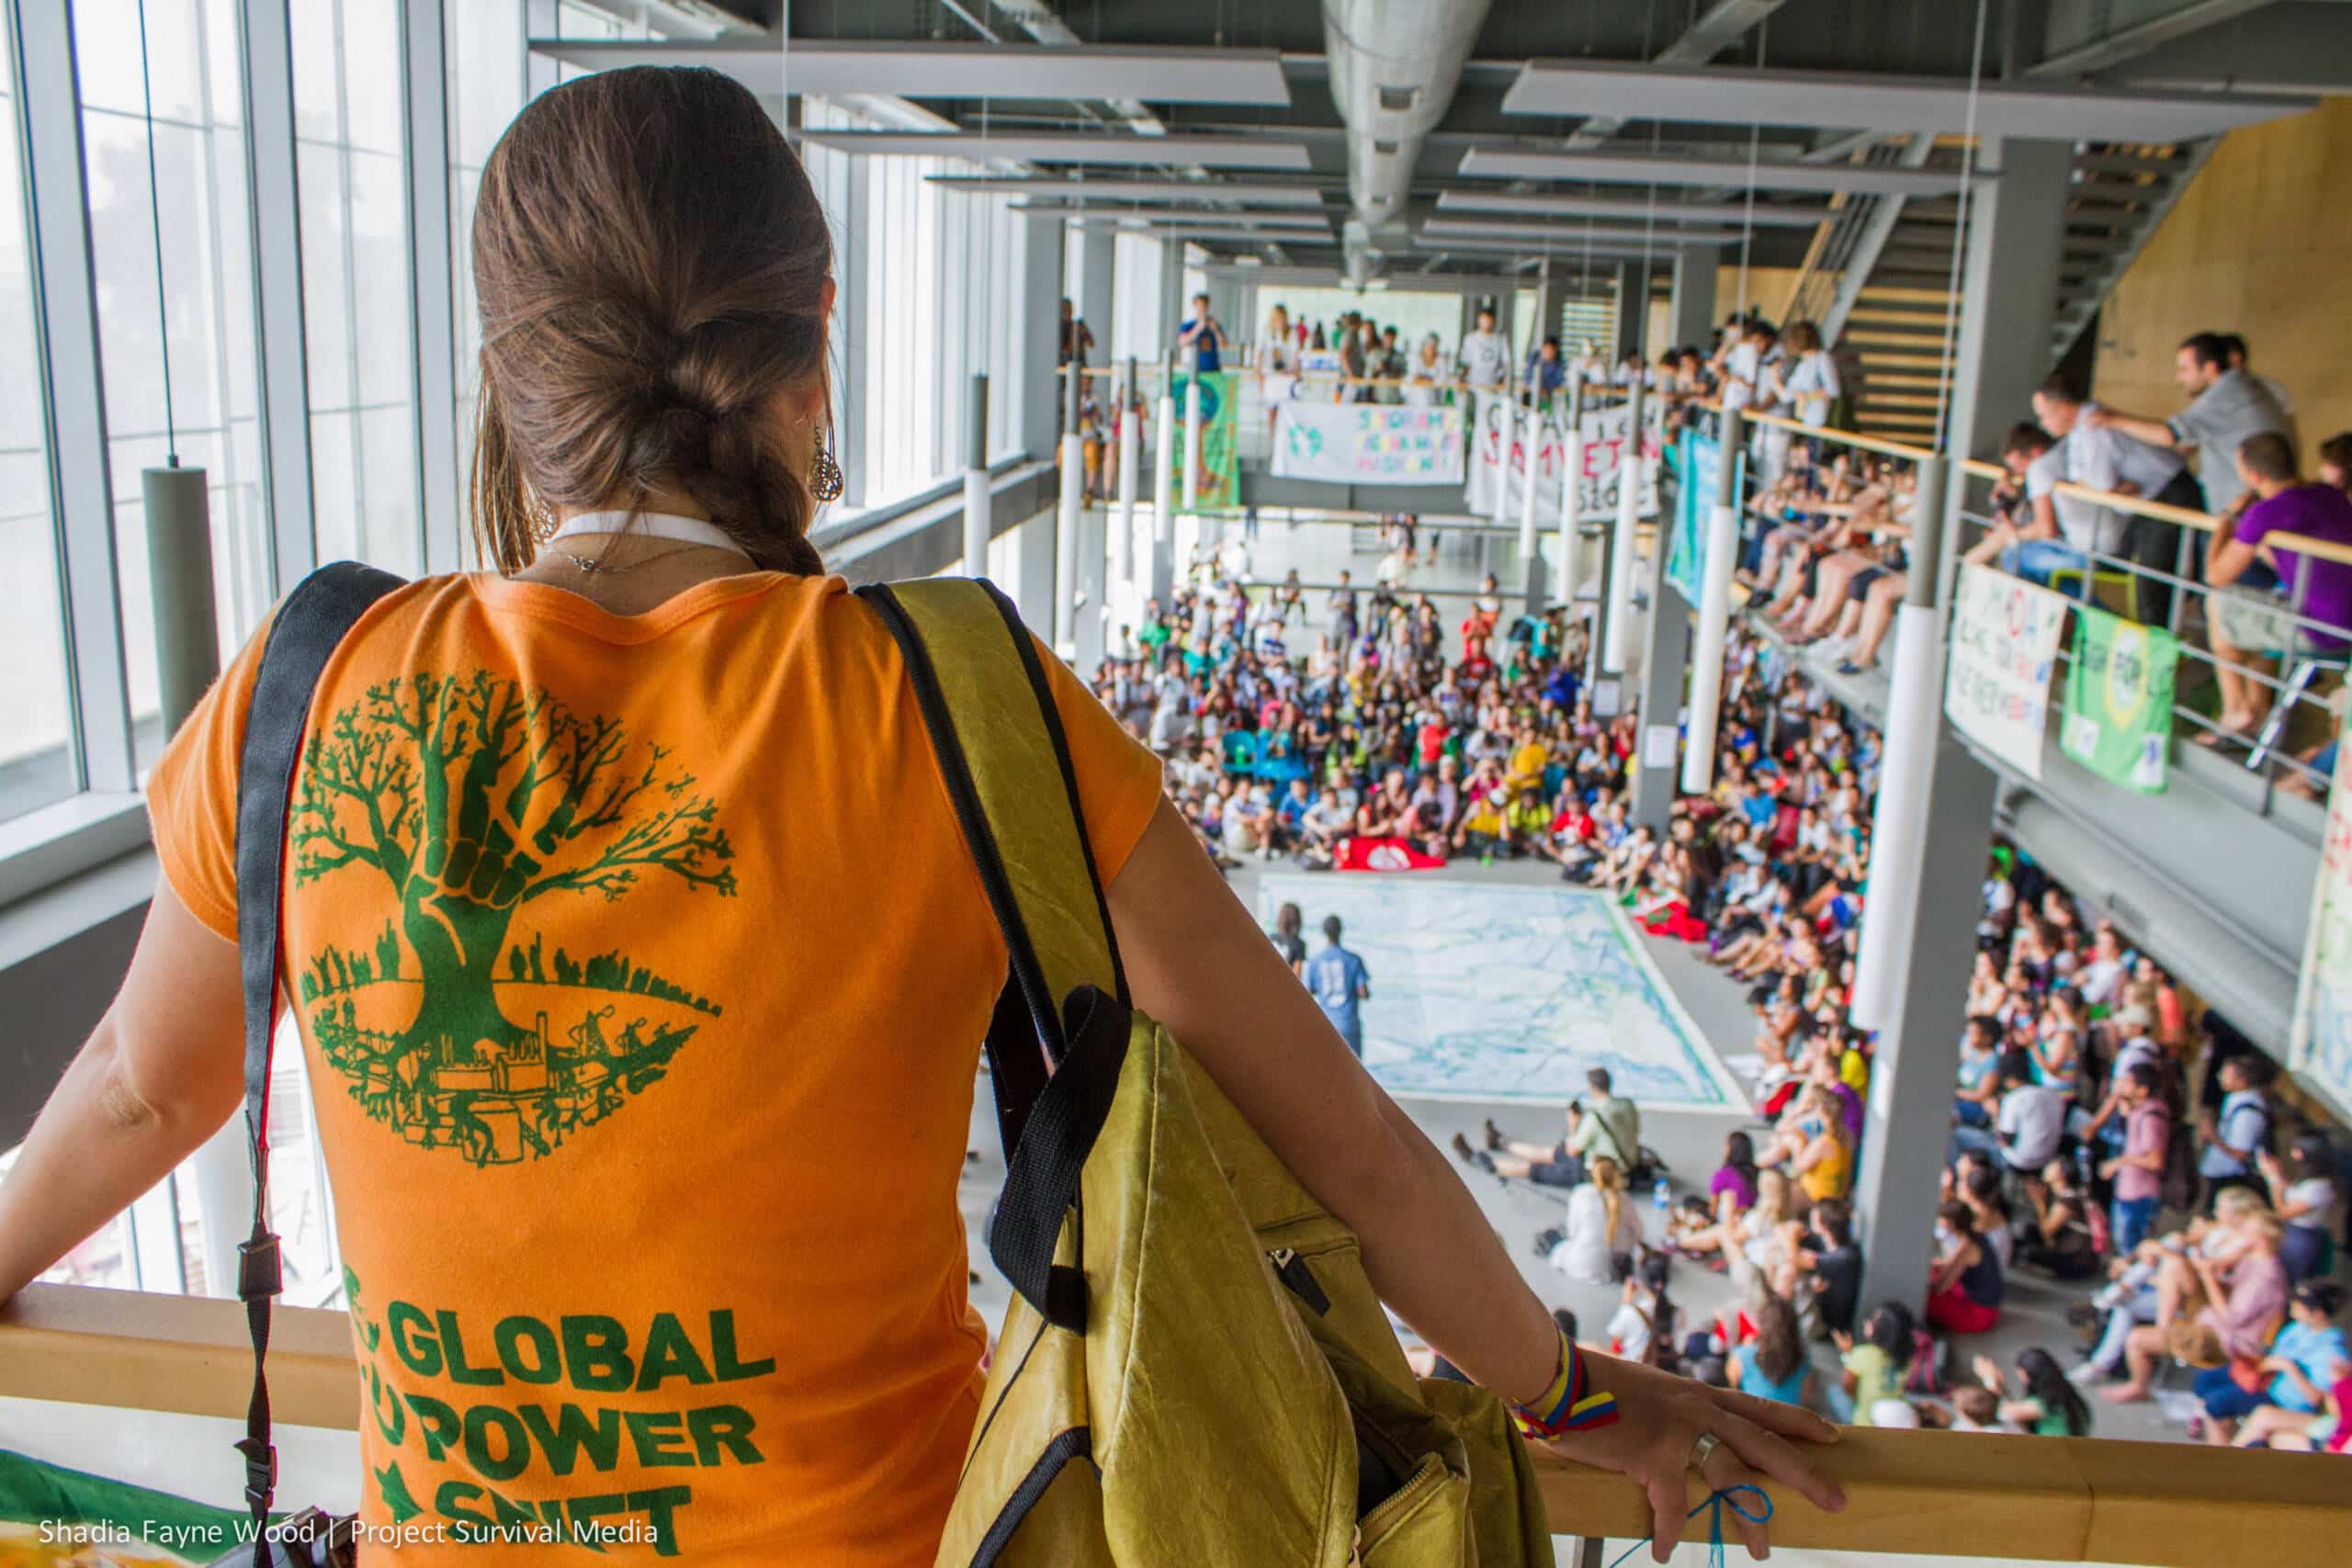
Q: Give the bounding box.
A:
[1944,563,2069,781]
[1166,369,1239,509]
[1663,430,1720,606]
[2059,604,2178,794]
[1466,399,1662,519]
[1270,400,1466,485]
[2290,705,2352,1123]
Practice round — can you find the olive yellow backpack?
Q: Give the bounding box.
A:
[857,579,1555,1568]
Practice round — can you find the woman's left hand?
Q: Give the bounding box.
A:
[1541,1351,1846,1562]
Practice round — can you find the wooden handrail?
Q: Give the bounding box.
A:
[4,1282,2346,1564]
[1950,460,2352,570]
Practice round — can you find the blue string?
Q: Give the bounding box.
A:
[1604,1484,1773,1568]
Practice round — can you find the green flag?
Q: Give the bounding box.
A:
[1166,370,1240,510]
[2060,604,2177,793]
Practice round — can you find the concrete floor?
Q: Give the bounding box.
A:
[956,853,2185,1445]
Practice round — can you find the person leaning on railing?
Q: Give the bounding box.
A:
[2198,431,2352,746]
[2080,330,2290,525]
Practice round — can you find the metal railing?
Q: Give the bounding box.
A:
[4,1280,2346,1568]
[1952,457,2351,807]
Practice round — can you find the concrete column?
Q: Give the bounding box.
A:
[1075,223,1115,357]
[1112,356,1139,615]
[1669,244,1719,352]
[1600,380,1645,671]
[1016,213,1065,457]
[1852,735,2000,1317]
[1936,137,2072,608]
[1013,510,1058,633]
[1679,406,1744,795]
[1151,352,1177,605]
[1055,352,1083,654]
[1076,503,1107,674]
[1181,344,1204,513]
[1615,261,1646,363]
[1157,236,1185,356]
[1629,460,1688,837]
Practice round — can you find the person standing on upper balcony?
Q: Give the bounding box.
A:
[1175,289,1225,373]
[1768,321,1841,432]
[2032,375,2202,622]
[2201,432,2352,743]
[1455,302,1508,393]
[2081,330,2289,525]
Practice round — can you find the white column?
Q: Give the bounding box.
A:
[1516,389,1544,579]
[1850,457,1950,1031]
[1679,406,1745,795]
[1180,344,1203,513]
[962,373,991,576]
[1112,356,1138,621]
[188,1119,254,1300]
[1151,354,1177,604]
[1552,382,1584,608]
[1488,379,1517,525]
[1055,360,1084,654]
[1601,381,1645,673]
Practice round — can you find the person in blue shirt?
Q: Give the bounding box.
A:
[2192,1280,2347,1444]
[1176,292,1226,373]
[2199,1055,2275,1211]
[1523,335,1566,398]
[1302,914,1372,1057]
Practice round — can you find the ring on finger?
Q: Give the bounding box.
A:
[1687,1431,1723,1473]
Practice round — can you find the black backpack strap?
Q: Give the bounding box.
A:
[230,562,402,1560]
[855,578,1127,1332]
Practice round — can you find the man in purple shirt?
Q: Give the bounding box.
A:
[2203,432,2352,740]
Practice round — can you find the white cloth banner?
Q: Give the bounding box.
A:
[1943,563,2069,781]
[1465,397,1661,520]
[2290,704,2352,1122]
[1270,400,1466,485]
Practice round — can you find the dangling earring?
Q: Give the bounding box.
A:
[809,419,844,502]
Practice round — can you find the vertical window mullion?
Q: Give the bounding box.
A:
[403,0,460,575]
[13,0,131,793]
[242,0,321,598]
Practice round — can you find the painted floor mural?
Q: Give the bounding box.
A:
[1257,873,1745,1111]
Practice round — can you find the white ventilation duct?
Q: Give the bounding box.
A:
[1324,0,1495,280]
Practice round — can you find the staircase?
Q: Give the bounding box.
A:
[1789,138,2214,446]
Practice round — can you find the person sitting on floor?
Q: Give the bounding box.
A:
[2192,1280,2346,1447]
[1730,1287,1820,1411]
[1926,1200,2006,1335]
[1973,1348,2094,1437]
[2102,1209,2289,1405]
[1547,1157,1644,1284]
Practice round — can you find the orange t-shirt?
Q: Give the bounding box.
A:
[150,571,1165,1564]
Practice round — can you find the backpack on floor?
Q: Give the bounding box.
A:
[858,579,1553,1568]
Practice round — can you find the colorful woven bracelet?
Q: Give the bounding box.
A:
[1509,1327,1620,1438]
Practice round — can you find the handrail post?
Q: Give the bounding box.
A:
[962,372,990,577]
[1151,353,1177,605]
[1112,355,1138,621]
[1517,378,1544,582]
[1055,355,1084,655]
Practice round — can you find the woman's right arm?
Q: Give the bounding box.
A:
[1107,800,1842,1557]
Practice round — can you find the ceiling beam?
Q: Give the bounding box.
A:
[1031,208,1332,231]
[1458,147,1978,196]
[525,39,1293,105]
[926,176,1327,206]
[2027,0,2278,80]
[1560,0,1788,152]
[795,130,1312,169]
[1499,58,2312,140]
[1435,189,1826,227]
[1421,218,1739,245]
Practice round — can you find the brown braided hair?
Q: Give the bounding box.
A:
[468,66,832,575]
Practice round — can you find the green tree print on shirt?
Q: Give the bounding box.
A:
[289,671,735,1166]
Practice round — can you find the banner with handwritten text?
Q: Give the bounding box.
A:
[1944,563,2068,781]
[1271,400,1465,485]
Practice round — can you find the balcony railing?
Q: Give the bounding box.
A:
[5,1281,2346,1566]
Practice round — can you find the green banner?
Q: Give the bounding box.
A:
[2060,604,2177,793]
[1166,370,1239,510]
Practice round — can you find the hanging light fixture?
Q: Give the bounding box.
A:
[135,0,219,740]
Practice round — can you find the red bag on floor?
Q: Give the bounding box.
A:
[1335,836,1445,872]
